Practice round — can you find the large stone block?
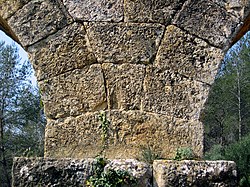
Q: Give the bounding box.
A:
[173,0,240,48]
[28,22,96,81]
[45,110,203,159]
[153,160,238,187]
[12,157,94,187]
[155,25,224,84]
[63,0,124,22]
[0,0,29,19]
[12,157,152,187]
[212,0,250,19]
[8,0,71,47]
[102,63,145,110]
[39,64,106,119]
[143,66,210,120]
[85,22,165,64]
[124,0,186,24]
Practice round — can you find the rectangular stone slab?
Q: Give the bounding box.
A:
[39,64,106,119]
[153,160,237,187]
[44,110,203,159]
[12,157,151,187]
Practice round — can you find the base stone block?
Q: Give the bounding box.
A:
[12,157,152,187]
[153,160,238,187]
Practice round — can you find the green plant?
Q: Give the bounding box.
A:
[98,111,110,156]
[86,157,137,187]
[224,134,250,187]
[174,147,194,161]
[204,144,225,160]
[140,145,161,164]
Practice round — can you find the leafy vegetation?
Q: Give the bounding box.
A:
[174,147,194,161]
[139,145,161,164]
[86,157,137,187]
[203,32,250,186]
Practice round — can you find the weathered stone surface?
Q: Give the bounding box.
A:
[8,0,71,47]
[106,159,152,187]
[0,0,29,19]
[13,157,152,187]
[102,63,145,111]
[39,64,106,119]
[143,66,210,120]
[212,0,250,19]
[173,0,240,48]
[85,22,165,64]
[12,157,94,187]
[124,0,185,24]
[45,110,203,159]
[63,0,124,22]
[155,25,224,84]
[28,22,96,81]
[153,160,238,187]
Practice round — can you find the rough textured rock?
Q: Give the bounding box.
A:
[173,0,241,48]
[45,110,203,159]
[124,0,185,24]
[153,160,238,187]
[155,25,224,84]
[28,22,96,81]
[63,0,124,22]
[106,159,152,187]
[39,64,106,119]
[8,0,72,47]
[143,66,210,120]
[12,157,152,187]
[102,63,145,111]
[12,157,94,187]
[85,22,165,64]
[0,0,29,19]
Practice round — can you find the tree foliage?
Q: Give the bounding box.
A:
[203,32,250,150]
[203,32,250,186]
[0,41,45,187]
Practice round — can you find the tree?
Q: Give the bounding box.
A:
[203,32,250,151]
[0,41,45,187]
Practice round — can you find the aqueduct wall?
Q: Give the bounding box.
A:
[1,0,250,159]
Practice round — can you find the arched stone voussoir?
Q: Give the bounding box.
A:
[85,22,165,65]
[6,0,72,47]
[63,0,124,22]
[173,0,250,48]
[28,22,97,81]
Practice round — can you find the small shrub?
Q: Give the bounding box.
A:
[174,147,194,161]
[140,145,161,164]
[204,144,225,160]
[86,157,137,187]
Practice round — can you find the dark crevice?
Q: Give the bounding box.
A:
[55,0,74,21]
[26,21,74,49]
[140,67,147,111]
[172,24,223,49]
[100,65,109,111]
[151,25,166,65]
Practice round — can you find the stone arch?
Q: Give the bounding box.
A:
[1,0,250,159]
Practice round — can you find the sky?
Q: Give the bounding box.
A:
[0,30,28,62]
[0,30,37,85]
